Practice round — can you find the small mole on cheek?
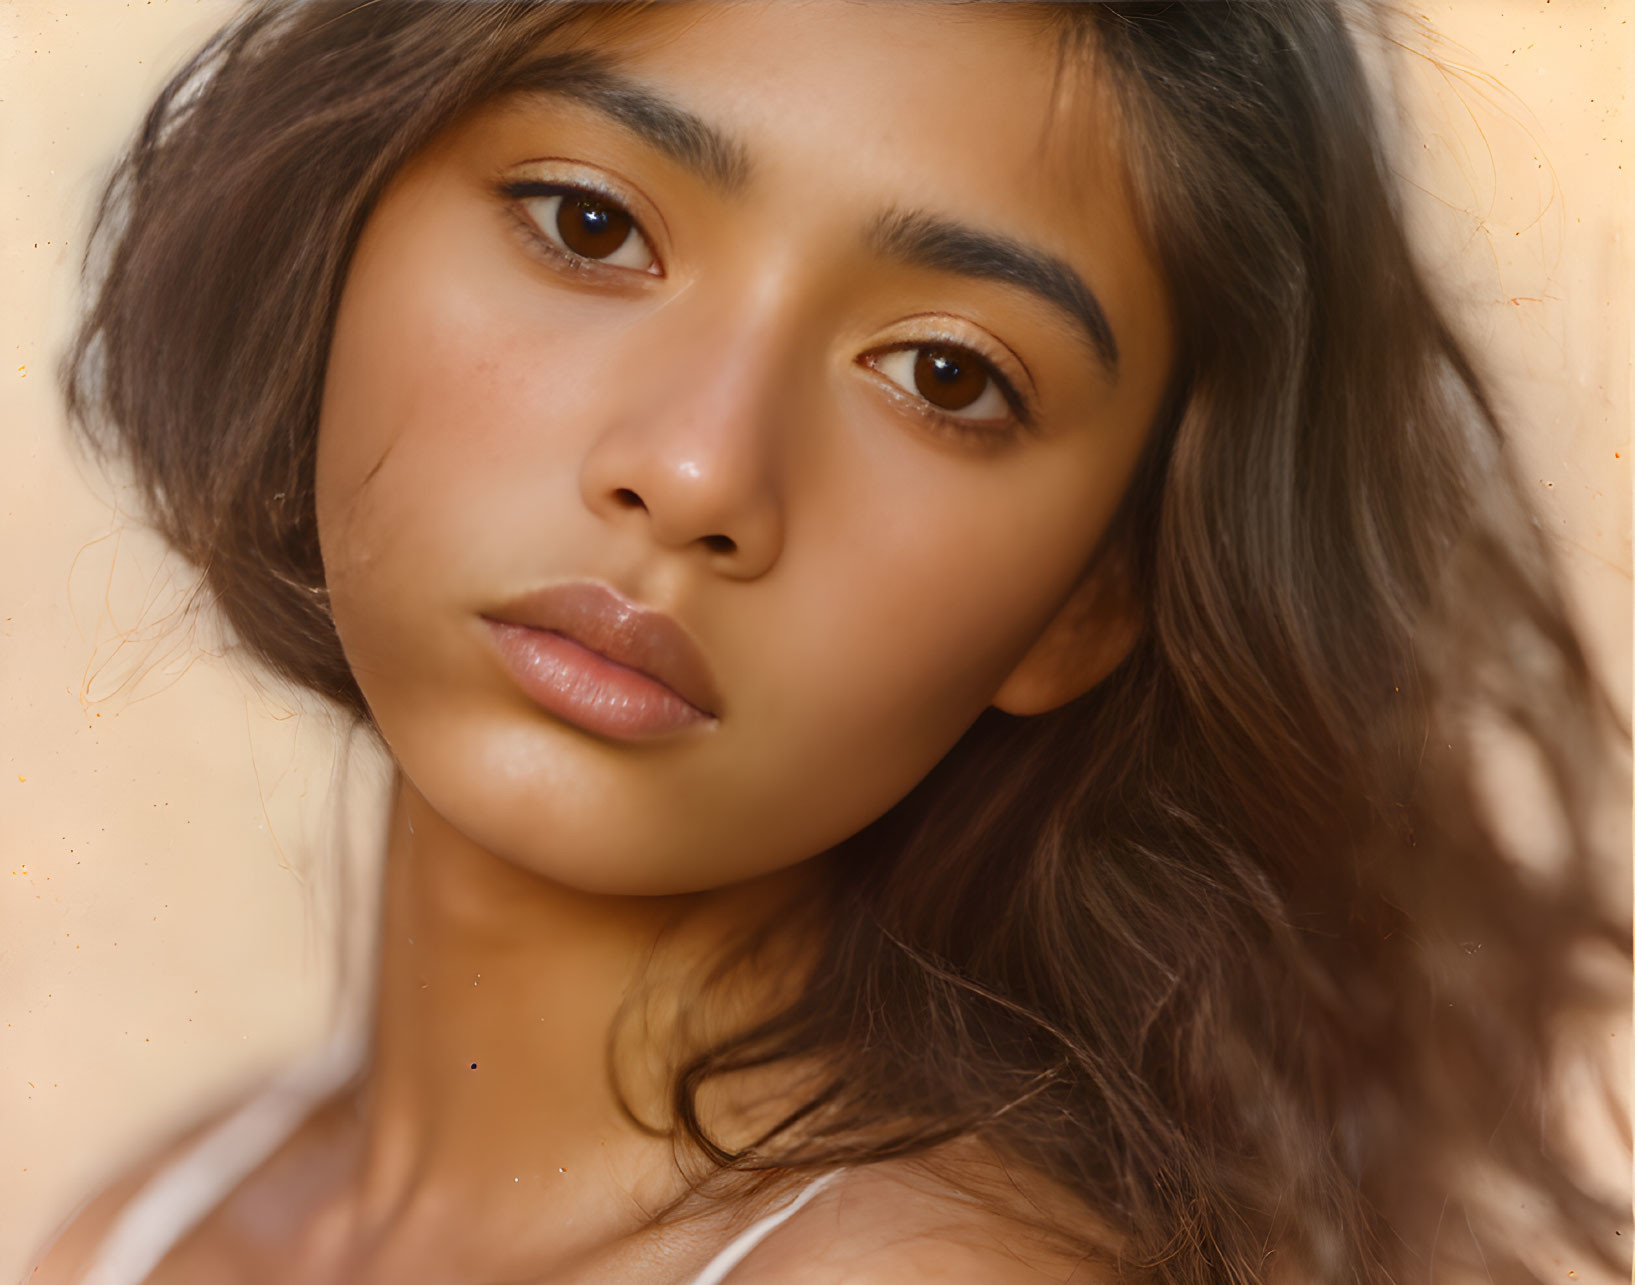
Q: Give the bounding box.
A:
[470,1062,478,1070]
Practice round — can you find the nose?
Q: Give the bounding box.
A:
[578,295,795,581]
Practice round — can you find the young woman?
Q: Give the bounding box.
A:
[28,1,1629,1281]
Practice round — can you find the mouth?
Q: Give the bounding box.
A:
[480,581,720,741]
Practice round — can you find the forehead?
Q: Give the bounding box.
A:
[533,1,1118,205]
[560,6,1094,149]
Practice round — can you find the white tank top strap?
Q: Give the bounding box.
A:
[686,1168,844,1285]
[75,1023,367,1285]
[73,1019,838,1285]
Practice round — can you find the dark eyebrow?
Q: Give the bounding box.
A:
[868,209,1121,378]
[497,51,753,196]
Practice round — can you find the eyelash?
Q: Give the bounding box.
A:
[499,178,1035,444]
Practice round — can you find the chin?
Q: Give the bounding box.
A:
[397,746,760,901]
[383,693,905,899]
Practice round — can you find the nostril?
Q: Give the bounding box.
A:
[701,534,736,554]
[612,487,645,510]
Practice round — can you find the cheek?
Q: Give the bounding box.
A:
[315,203,616,656]
[739,439,1119,839]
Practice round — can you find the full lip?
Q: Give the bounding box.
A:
[479,580,721,718]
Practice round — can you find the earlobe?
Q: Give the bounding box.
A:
[989,554,1142,717]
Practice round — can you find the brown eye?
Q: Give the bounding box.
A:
[556,192,635,260]
[913,346,989,411]
[510,183,659,272]
[868,343,1014,425]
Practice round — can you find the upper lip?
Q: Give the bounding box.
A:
[482,581,722,717]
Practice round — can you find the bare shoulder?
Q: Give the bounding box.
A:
[728,1147,1114,1284]
[25,1108,235,1285]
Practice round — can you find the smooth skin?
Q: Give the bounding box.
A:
[36,3,1172,1281]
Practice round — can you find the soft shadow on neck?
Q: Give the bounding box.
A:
[340,771,835,1268]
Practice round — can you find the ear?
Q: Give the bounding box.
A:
[989,550,1142,717]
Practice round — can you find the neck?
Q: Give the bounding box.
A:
[343,772,828,1260]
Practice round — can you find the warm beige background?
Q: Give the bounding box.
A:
[1,1,1629,1279]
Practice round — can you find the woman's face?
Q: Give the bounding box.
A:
[316,1,1172,895]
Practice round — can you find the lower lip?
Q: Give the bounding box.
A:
[482,619,714,741]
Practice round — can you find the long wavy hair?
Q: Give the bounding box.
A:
[62,2,1630,1280]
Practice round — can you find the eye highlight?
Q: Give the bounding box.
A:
[501,179,659,274]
